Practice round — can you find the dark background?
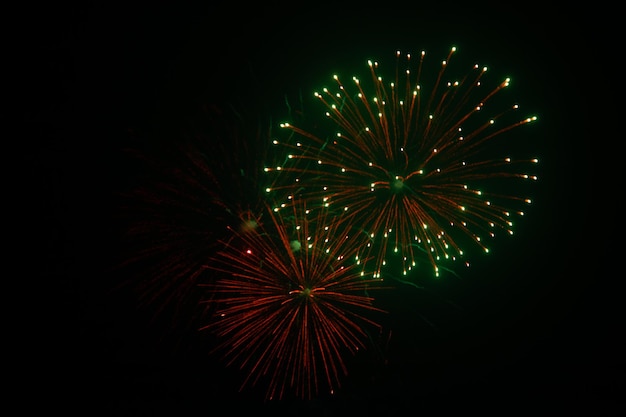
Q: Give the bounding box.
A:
[26,2,620,416]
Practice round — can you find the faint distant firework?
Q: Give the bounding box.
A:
[114,104,271,330]
[265,46,539,281]
[200,196,387,401]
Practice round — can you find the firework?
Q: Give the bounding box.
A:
[200,196,387,401]
[265,46,539,280]
[114,104,270,329]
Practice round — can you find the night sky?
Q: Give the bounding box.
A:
[27,3,620,416]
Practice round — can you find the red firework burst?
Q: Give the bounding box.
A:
[200,196,387,401]
[265,46,539,280]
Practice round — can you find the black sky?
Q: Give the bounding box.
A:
[26,2,620,416]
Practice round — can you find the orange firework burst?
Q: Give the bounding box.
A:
[200,196,387,401]
[265,46,539,280]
